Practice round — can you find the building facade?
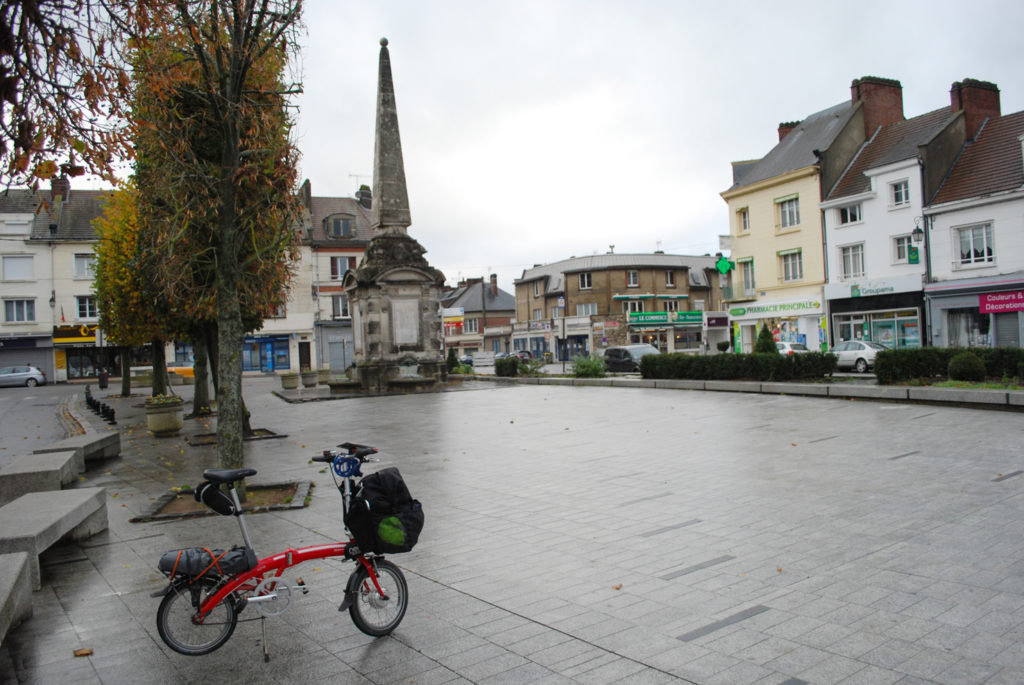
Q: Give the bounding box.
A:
[512,253,724,359]
[442,275,515,358]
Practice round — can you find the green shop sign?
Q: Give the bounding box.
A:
[628,311,704,325]
[729,300,821,317]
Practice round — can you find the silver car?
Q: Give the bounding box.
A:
[0,365,47,387]
[831,341,887,373]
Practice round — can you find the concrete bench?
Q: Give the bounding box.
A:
[0,552,32,647]
[0,488,107,589]
[0,450,83,506]
[33,432,120,463]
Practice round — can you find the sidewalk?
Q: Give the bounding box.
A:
[3,377,1024,684]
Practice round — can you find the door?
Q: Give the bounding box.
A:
[993,312,1020,348]
[262,342,274,371]
[298,341,311,370]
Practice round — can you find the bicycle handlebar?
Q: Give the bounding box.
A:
[311,443,378,464]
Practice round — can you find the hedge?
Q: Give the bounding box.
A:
[640,351,836,382]
[874,347,1024,384]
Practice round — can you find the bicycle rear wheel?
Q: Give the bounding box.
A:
[349,559,408,636]
[157,576,237,655]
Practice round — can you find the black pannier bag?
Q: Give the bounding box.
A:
[158,546,255,579]
[344,467,424,554]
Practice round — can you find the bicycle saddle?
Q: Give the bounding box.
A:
[202,468,257,484]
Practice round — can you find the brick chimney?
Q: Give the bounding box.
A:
[950,79,1000,140]
[851,76,904,136]
[489,273,498,296]
[50,175,70,202]
[356,184,372,209]
[778,121,800,141]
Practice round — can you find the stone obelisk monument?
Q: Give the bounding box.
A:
[343,38,446,393]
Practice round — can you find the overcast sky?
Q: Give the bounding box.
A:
[291,1,1024,291]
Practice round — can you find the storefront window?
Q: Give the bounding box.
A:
[947,308,985,347]
[834,309,921,348]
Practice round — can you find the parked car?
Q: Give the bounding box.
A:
[494,352,510,360]
[0,365,47,387]
[602,344,661,372]
[831,340,888,373]
[459,354,473,367]
[776,342,810,355]
[511,350,533,361]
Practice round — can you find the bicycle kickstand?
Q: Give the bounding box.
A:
[261,616,270,662]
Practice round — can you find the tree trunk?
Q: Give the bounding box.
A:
[190,335,213,417]
[151,338,168,396]
[119,346,131,396]
[205,323,219,397]
[215,154,245,469]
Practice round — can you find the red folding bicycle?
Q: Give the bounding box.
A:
[151,443,409,660]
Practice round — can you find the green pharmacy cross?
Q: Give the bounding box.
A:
[715,255,735,275]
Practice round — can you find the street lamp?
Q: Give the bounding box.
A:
[911,217,925,244]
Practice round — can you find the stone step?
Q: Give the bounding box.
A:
[0,450,84,506]
[0,552,32,647]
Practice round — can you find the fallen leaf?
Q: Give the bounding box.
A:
[791,443,797,446]
[777,567,783,573]
[73,648,92,657]
[612,584,622,591]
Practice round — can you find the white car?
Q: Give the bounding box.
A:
[776,342,810,355]
[831,340,887,373]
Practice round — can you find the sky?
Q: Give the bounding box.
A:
[125,1,1024,293]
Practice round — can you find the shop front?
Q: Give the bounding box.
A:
[510,321,551,358]
[627,311,705,353]
[53,324,119,381]
[824,275,924,349]
[925,275,1024,348]
[242,335,291,372]
[0,334,54,380]
[552,316,591,361]
[728,297,825,353]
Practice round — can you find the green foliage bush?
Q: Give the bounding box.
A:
[948,351,986,381]
[445,347,458,373]
[640,351,836,381]
[494,357,518,377]
[753,325,777,354]
[716,341,731,352]
[874,347,1024,384]
[572,354,606,378]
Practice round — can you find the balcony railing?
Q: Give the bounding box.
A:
[722,284,757,301]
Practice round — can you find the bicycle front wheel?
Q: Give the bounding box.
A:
[157,577,237,655]
[349,559,408,636]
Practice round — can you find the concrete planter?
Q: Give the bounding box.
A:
[317,369,331,384]
[300,370,318,388]
[145,397,184,437]
[280,373,299,390]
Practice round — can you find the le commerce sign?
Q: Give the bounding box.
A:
[980,290,1024,313]
[628,311,703,326]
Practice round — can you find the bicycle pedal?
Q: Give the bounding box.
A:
[296,578,309,594]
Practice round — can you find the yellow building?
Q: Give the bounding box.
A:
[721,77,906,351]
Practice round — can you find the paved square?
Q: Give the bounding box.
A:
[3,379,1024,684]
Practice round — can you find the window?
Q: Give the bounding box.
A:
[957,223,994,266]
[76,295,98,319]
[839,204,861,225]
[840,244,865,279]
[664,300,679,313]
[533,281,541,297]
[270,304,286,318]
[578,272,592,290]
[3,299,35,322]
[532,308,543,320]
[890,180,910,207]
[893,235,911,264]
[1,255,33,280]
[738,259,755,292]
[665,271,675,287]
[331,295,349,318]
[623,300,643,314]
[576,302,597,316]
[330,256,356,280]
[693,299,705,311]
[464,319,479,333]
[777,197,800,229]
[551,307,563,318]
[329,216,352,237]
[780,250,803,282]
[627,270,639,287]
[73,253,95,279]
[738,208,750,232]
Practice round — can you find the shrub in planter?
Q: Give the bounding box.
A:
[948,351,985,381]
[145,394,184,436]
[753,325,777,354]
[446,348,459,373]
[572,354,606,378]
[716,341,731,353]
[280,372,299,389]
[495,357,519,377]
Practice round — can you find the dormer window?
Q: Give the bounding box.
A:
[327,214,353,238]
